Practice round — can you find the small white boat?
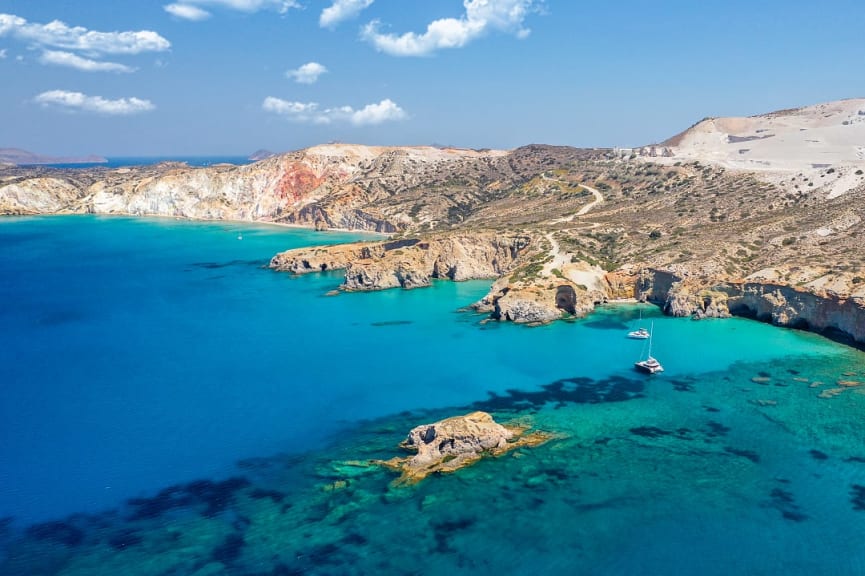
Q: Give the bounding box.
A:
[627,327,650,339]
[634,321,664,374]
[627,308,650,339]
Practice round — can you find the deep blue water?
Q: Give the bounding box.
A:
[21,156,253,169]
[1,215,864,575]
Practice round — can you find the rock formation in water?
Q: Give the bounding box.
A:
[271,232,533,290]
[376,411,550,483]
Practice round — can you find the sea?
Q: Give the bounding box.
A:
[1,215,864,575]
[19,156,254,170]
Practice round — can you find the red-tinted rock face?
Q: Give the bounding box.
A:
[272,162,327,203]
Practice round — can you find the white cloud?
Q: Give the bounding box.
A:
[350,99,408,126]
[286,61,327,84]
[263,97,406,126]
[0,13,170,55]
[35,90,155,115]
[169,0,299,14]
[164,4,212,21]
[320,0,374,29]
[362,0,536,56]
[0,48,6,59]
[39,50,135,73]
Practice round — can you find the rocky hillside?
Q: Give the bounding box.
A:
[3,99,865,345]
[0,144,605,232]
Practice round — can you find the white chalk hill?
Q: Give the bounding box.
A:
[661,98,865,198]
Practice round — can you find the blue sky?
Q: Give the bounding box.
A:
[1,0,863,156]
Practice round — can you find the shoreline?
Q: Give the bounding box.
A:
[1,212,390,239]
[5,212,864,352]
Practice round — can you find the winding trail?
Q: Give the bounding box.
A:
[576,184,604,215]
[541,180,606,277]
[541,232,569,277]
[549,182,604,223]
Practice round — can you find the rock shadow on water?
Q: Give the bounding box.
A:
[670,377,697,392]
[768,486,809,522]
[126,476,250,521]
[25,520,85,548]
[705,420,731,438]
[723,446,761,463]
[212,532,245,565]
[851,485,865,511]
[107,528,142,551]
[249,488,287,503]
[629,426,693,440]
[472,375,645,413]
[582,318,630,331]
[189,259,264,270]
[370,320,414,327]
[809,449,829,461]
[432,517,477,554]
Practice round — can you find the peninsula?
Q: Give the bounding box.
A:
[2,98,864,345]
[0,148,107,166]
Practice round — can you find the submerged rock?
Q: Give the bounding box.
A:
[376,411,551,484]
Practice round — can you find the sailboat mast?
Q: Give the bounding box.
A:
[648,322,654,358]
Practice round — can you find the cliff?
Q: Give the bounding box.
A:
[635,269,865,347]
[270,232,534,291]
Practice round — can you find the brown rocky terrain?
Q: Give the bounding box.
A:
[3,99,865,345]
[374,411,551,484]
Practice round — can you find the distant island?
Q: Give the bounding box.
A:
[248,149,276,161]
[0,148,107,166]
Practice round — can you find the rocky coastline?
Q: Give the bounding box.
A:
[634,269,865,347]
[270,235,865,347]
[4,118,865,348]
[270,232,534,291]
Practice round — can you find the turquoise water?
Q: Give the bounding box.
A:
[1,216,864,575]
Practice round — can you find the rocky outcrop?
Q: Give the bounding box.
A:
[634,268,865,346]
[269,242,385,274]
[376,411,551,484]
[723,283,865,344]
[270,233,533,291]
[0,177,88,214]
[604,270,638,300]
[473,277,602,324]
[635,268,683,306]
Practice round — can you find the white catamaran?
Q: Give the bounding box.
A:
[627,308,650,339]
[634,321,664,374]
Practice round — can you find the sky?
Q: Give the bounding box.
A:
[0,0,863,156]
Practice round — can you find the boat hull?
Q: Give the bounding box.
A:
[634,361,664,374]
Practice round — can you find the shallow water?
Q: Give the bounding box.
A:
[1,216,864,575]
